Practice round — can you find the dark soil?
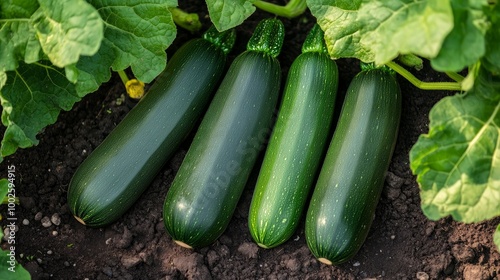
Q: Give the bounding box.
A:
[2,2,500,280]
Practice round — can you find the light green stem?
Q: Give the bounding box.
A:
[169,7,202,33]
[253,0,307,18]
[397,54,423,70]
[386,61,462,91]
[117,70,129,86]
[445,71,465,83]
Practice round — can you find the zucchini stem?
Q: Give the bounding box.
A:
[247,18,285,58]
[202,26,237,56]
[253,0,307,18]
[169,7,202,33]
[301,24,328,54]
[385,61,462,91]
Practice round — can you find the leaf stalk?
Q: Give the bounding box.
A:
[385,61,462,91]
[445,71,465,83]
[253,0,307,18]
[169,7,202,33]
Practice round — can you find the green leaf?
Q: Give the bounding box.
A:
[430,0,489,72]
[205,0,256,31]
[471,64,500,101]
[82,0,178,87]
[0,0,38,18]
[0,0,178,162]
[482,3,500,74]
[409,80,500,223]
[0,178,9,203]
[0,0,42,71]
[0,72,5,87]
[0,250,31,280]
[74,43,116,94]
[31,0,104,68]
[306,0,454,65]
[0,62,80,159]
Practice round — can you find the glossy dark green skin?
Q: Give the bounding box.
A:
[305,69,402,264]
[248,51,338,248]
[163,50,281,248]
[67,38,228,227]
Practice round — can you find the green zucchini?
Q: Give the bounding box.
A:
[67,27,236,227]
[163,18,285,249]
[248,24,339,249]
[305,66,402,265]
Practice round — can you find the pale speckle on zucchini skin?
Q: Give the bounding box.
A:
[305,68,401,264]
[68,38,230,228]
[164,47,282,249]
[249,46,339,249]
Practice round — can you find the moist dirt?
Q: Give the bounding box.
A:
[1,3,500,280]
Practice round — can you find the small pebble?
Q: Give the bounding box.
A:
[41,216,52,228]
[22,219,30,226]
[390,235,396,240]
[463,264,489,280]
[52,231,58,237]
[37,258,43,264]
[121,255,142,269]
[416,271,429,280]
[2,228,9,241]
[51,213,61,226]
[353,261,361,267]
[47,250,53,255]
[34,212,43,221]
[64,261,70,267]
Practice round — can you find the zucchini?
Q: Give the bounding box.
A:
[248,24,339,249]
[305,66,402,265]
[67,27,236,227]
[163,18,285,249]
